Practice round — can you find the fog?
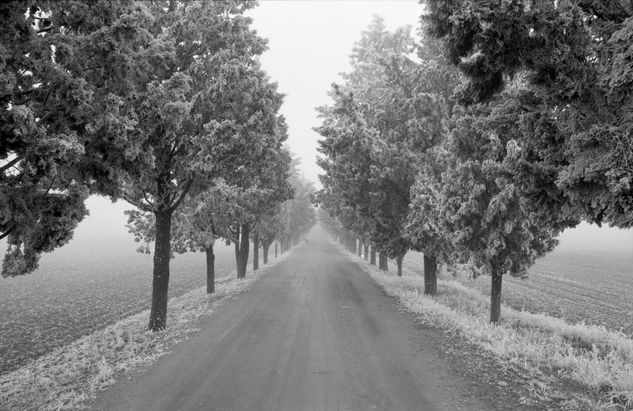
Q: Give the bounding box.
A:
[249,0,425,186]
[2,196,628,266]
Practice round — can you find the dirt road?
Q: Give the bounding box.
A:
[90,227,506,410]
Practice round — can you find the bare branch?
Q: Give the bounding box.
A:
[0,157,21,174]
[168,179,193,213]
[0,226,15,241]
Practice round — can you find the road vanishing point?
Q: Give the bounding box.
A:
[91,226,510,411]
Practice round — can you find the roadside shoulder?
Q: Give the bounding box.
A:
[0,249,296,411]
[333,241,630,410]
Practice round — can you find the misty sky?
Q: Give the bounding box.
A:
[248,0,423,185]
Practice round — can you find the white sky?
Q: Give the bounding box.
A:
[248,0,424,186]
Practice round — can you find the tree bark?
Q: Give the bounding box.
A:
[379,253,388,271]
[263,243,269,264]
[206,245,215,294]
[363,244,369,261]
[253,232,259,271]
[235,224,250,278]
[396,256,403,277]
[423,254,438,296]
[370,247,376,265]
[490,269,503,324]
[149,209,172,331]
[357,239,362,257]
[234,242,241,276]
[275,242,278,258]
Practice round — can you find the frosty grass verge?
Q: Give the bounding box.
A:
[337,244,633,410]
[0,250,293,411]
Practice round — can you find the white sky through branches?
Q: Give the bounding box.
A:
[249,0,423,186]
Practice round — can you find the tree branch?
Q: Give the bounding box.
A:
[168,179,193,213]
[0,226,15,241]
[122,193,153,212]
[0,156,21,174]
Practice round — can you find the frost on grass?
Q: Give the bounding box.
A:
[0,251,293,411]
[338,244,633,410]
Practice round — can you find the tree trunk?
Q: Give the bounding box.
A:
[253,232,259,271]
[490,269,503,324]
[379,253,388,271]
[363,244,369,261]
[370,247,376,265]
[351,237,357,254]
[396,256,403,277]
[423,254,438,296]
[263,243,269,264]
[357,239,362,257]
[235,224,250,278]
[234,242,241,276]
[206,245,215,294]
[149,209,172,331]
[275,242,278,258]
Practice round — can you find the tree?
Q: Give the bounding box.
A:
[120,0,269,331]
[424,0,633,228]
[0,1,152,276]
[219,123,293,278]
[403,24,460,294]
[423,0,633,322]
[442,102,562,323]
[342,17,419,276]
[279,170,317,247]
[256,206,281,265]
[318,17,453,278]
[126,179,246,295]
[316,86,377,261]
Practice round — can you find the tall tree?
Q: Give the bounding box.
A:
[404,24,460,294]
[119,0,269,331]
[0,1,152,276]
[423,0,633,322]
[221,122,293,278]
[444,101,562,323]
[316,86,376,259]
[424,0,633,228]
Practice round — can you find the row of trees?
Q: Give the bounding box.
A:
[0,0,314,331]
[318,1,633,324]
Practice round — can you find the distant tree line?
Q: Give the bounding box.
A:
[0,0,315,331]
[317,1,633,324]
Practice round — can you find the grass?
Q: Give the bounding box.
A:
[0,249,293,411]
[340,245,633,410]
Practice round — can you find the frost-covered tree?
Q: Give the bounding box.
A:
[445,102,562,323]
[121,0,270,331]
[0,1,152,276]
[424,0,633,228]
[221,124,293,278]
[278,170,317,249]
[422,0,633,322]
[316,86,377,262]
[318,18,455,277]
[403,26,460,294]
